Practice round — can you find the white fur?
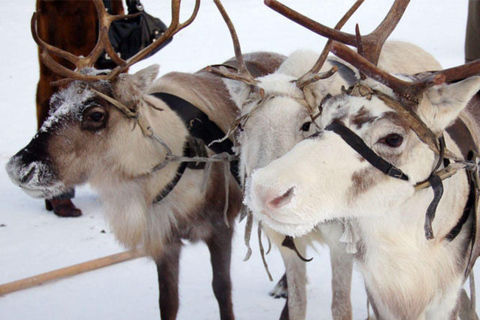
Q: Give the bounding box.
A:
[247,68,480,318]
[230,41,443,320]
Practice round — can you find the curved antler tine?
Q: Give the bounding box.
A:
[296,66,339,89]
[264,0,358,46]
[207,0,258,86]
[32,0,127,81]
[39,49,109,83]
[331,42,413,95]
[31,12,82,69]
[117,0,200,73]
[331,42,446,101]
[176,0,201,32]
[434,59,480,84]
[361,0,410,65]
[266,0,410,66]
[296,0,364,89]
[79,0,127,69]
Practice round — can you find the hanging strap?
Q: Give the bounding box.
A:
[423,175,443,240]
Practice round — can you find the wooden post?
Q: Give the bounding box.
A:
[0,249,146,296]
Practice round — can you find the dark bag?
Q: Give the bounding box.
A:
[96,0,171,69]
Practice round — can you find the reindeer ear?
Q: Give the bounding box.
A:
[419,76,480,131]
[303,72,338,109]
[111,65,160,107]
[223,78,251,109]
[131,64,160,92]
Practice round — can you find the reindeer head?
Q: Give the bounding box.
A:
[226,52,342,178]
[6,0,199,199]
[244,0,480,237]
[6,65,169,198]
[208,0,366,182]
[246,74,480,237]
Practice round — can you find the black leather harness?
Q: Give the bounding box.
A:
[322,121,476,242]
[149,92,239,204]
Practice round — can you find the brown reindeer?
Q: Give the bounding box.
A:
[35,0,125,217]
[6,1,286,319]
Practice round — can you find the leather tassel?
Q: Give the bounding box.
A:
[258,222,273,281]
[243,212,253,261]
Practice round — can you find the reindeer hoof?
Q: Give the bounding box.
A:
[269,274,288,299]
[269,281,288,299]
[45,199,82,218]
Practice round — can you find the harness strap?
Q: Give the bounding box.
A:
[152,136,208,204]
[446,152,478,242]
[150,93,234,155]
[152,144,189,204]
[148,92,241,204]
[323,122,409,181]
[424,175,444,240]
[150,92,240,183]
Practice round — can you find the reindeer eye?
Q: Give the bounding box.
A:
[380,133,403,148]
[82,106,108,131]
[88,112,105,122]
[300,122,311,132]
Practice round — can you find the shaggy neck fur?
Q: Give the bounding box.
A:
[89,93,190,259]
[352,132,471,319]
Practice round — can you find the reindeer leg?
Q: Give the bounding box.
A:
[156,240,182,320]
[279,297,289,320]
[206,225,235,320]
[262,226,306,320]
[278,239,307,320]
[320,224,353,320]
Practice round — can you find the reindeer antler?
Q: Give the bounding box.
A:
[331,41,480,102]
[265,0,410,66]
[295,0,364,89]
[206,0,258,86]
[32,0,200,83]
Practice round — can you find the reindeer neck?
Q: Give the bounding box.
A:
[354,169,470,319]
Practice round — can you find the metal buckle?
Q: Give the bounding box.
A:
[387,166,407,180]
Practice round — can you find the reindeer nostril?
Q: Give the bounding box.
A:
[20,166,36,184]
[269,187,295,209]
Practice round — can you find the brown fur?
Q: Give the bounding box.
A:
[351,106,375,129]
[9,51,285,320]
[35,0,124,128]
[349,168,382,201]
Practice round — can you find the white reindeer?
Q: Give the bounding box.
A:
[6,1,286,319]
[212,0,447,319]
[245,21,480,320]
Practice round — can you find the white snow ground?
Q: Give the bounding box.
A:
[0,0,476,319]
